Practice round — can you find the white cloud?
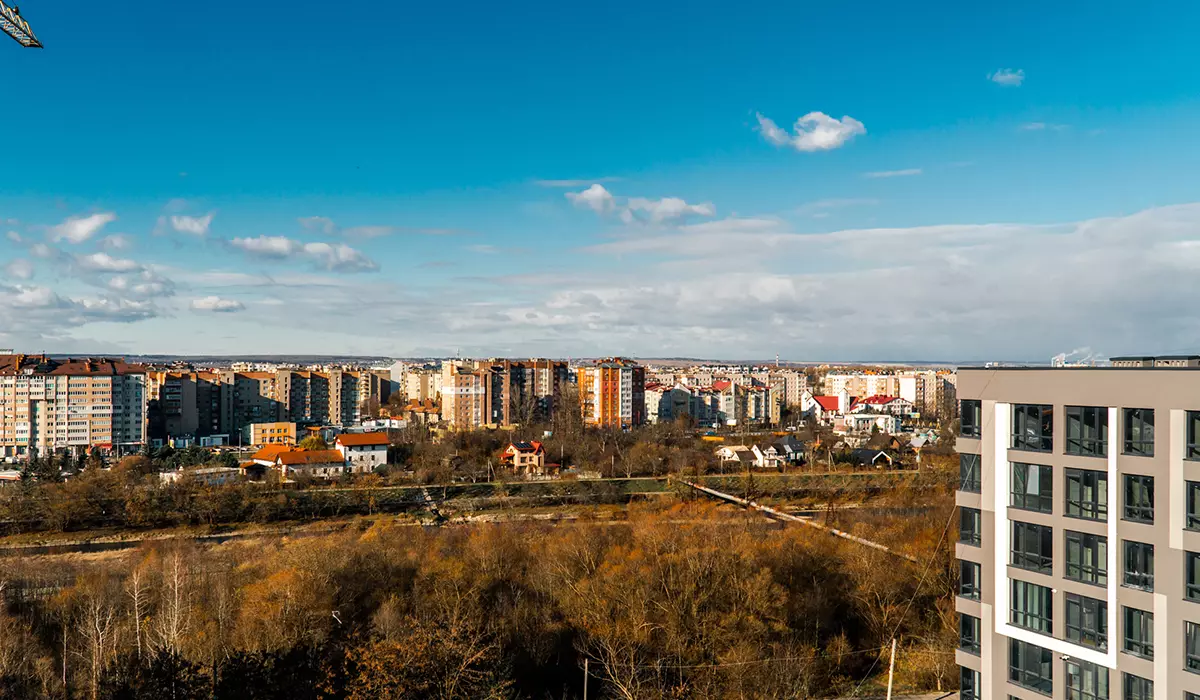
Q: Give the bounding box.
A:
[566,184,617,215]
[170,213,214,236]
[989,68,1025,86]
[466,244,499,254]
[298,216,337,235]
[794,199,879,217]
[191,296,245,313]
[1019,122,1069,132]
[755,111,866,152]
[567,185,715,225]
[99,234,133,250]
[6,231,21,243]
[49,213,117,244]
[9,286,69,309]
[76,252,141,273]
[864,168,922,179]
[229,235,379,272]
[622,197,716,225]
[4,259,34,280]
[536,177,622,188]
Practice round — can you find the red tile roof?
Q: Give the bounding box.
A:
[336,432,390,447]
[860,395,902,405]
[277,449,345,466]
[813,396,841,411]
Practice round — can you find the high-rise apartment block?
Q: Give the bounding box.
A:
[147,368,388,442]
[956,362,1200,700]
[578,358,645,428]
[439,359,569,429]
[0,354,147,459]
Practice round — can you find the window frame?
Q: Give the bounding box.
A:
[1122,673,1152,700]
[1189,621,1200,674]
[1064,530,1107,587]
[1188,410,1200,461]
[959,507,982,547]
[1012,403,1054,453]
[1065,592,1108,651]
[1065,405,1108,458]
[1011,520,1054,575]
[1009,638,1053,696]
[1065,468,1108,521]
[1188,551,1200,602]
[1123,541,1154,592]
[1118,542,1156,590]
[1011,462,1054,513]
[1011,578,1053,635]
[960,399,982,439]
[1065,658,1109,700]
[1121,407,1153,456]
[1122,474,1154,524]
[1121,607,1153,660]
[960,453,982,493]
[1188,481,1200,531]
[959,559,981,601]
[959,613,981,655]
[960,665,980,700]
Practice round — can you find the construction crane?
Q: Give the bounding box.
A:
[0,0,42,48]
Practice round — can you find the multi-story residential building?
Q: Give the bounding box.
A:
[481,359,569,426]
[405,368,443,403]
[148,368,385,443]
[578,358,645,428]
[645,383,692,424]
[0,354,147,459]
[956,361,1200,700]
[768,369,808,407]
[440,362,489,429]
[249,421,297,446]
[825,372,900,399]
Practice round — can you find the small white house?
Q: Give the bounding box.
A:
[335,432,390,473]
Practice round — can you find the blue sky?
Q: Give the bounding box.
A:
[4,0,1200,360]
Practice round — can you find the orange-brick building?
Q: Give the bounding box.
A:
[578,358,645,428]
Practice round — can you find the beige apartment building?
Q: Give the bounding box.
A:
[438,359,569,430]
[579,358,646,428]
[249,422,297,446]
[148,368,387,442]
[1,354,147,459]
[956,360,1200,700]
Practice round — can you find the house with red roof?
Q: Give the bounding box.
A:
[852,395,915,417]
[499,441,547,475]
[335,432,390,473]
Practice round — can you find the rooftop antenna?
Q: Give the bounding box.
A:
[0,1,42,47]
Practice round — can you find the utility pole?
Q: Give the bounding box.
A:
[583,658,589,700]
[885,637,897,700]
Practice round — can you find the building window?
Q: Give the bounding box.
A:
[1122,674,1152,700]
[1066,406,1108,457]
[1013,404,1053,452]
[1009,638,1053,696]
[1188,552,1200,602]
[1011,462,1053,513]
[1011,579,1053,634]
[1066,468,1108,521]
[1190,481,1200,531]
[959,613,981,655]
[961,400,981,439]
[1122,607,1153,660]
[960,666,980,700]
[960,453,981,493]
[1189,622,1200,673]
[1065,530,1107,586]
[1122,474,1154,524]
[959,559,981,600]
[1121,408,1153,456]
[1065,659,1109,700]
[1123,541,1154,591]
[1065,593,1107,651]
[1012,521,1053,574]
[1189,411,1200,460]
[959,507,981,547]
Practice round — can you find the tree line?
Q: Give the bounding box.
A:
[0,494,956,699]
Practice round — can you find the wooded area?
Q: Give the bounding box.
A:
[0,462,957,700]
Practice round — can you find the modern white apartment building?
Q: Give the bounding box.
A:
[956,362,1200,700]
